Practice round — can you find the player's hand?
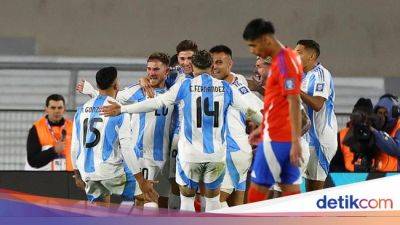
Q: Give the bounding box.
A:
[101,100,122,117]
[251,73,263,87]
[249,126,262,145]
[290,140,304,167]
[139,180,159,203]
[139,77,155,98]
[76,80,85,93]
[54,141,65,154]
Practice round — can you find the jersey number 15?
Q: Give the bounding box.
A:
[83,118,103,148]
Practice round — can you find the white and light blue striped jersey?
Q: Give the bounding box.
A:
[117,85,174,169]
[71,95,140,182]
[120,73,263,163]
[231,72,248,87]
[226,73,263,151]
[301,63,338,146]
[166,68,194,136]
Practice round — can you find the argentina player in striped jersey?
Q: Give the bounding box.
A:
[77,53,173,208]
[209,45,263,207]
[71,67,158,205]
[295,40,338,192]
[137,40,199,210]
[102,50,263,212]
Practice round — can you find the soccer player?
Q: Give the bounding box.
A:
[247,56,272,96]
[167,40,198,210]
[140,40,197,97]
[71,67,158,205]
[101,50,262,212]
[249,55,311,198]
[134,40,200,210]
[77,53,173,208]
[294,40,338,191]
[243,18,304,202]
[209,45,263,207]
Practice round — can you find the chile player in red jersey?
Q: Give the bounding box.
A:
[243,18,304,202]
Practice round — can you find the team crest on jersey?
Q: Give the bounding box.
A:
[316,83,325,92]
[284,78,295,90]
[238,86,249,94]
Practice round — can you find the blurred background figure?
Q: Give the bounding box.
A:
[25,94,73,171]
[247,56,271,96]
[333,95,400,172]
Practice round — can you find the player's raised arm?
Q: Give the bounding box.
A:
[115,84,143,104]
[102,79,189,116]
[76,80,99,98]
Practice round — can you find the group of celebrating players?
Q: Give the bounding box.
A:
[71,18,337,212]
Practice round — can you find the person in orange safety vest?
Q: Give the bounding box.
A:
[25,94,73,171]
[336,95,400,172]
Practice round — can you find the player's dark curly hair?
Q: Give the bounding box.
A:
[176,40,198,54]
[96,66,117,90]
[192,50,212,70]
[243,18,275,41]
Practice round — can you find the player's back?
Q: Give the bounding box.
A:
[74,95,127,182]
[178,73,233,163]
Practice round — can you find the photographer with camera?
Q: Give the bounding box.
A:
[335,95,400,172]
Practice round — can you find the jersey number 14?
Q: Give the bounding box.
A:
[196,96,220,128]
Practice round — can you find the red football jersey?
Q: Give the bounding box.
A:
[262,47,303,142]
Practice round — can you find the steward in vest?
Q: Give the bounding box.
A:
[26,94,73,171]
[336,95,400,172]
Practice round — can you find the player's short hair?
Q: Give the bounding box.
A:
[192,50,213,70]
[147,52,170,66]
[297,39,320,58]
[45,94,65,107]
[176,40,198,54]
[243,18,275,41]
[169,54,178,67]
[96,66,117,90]
[209,45,233,58]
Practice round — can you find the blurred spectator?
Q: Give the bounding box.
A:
[332,95,400,172]
[246,56,271,96]
[25,94,73,171]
